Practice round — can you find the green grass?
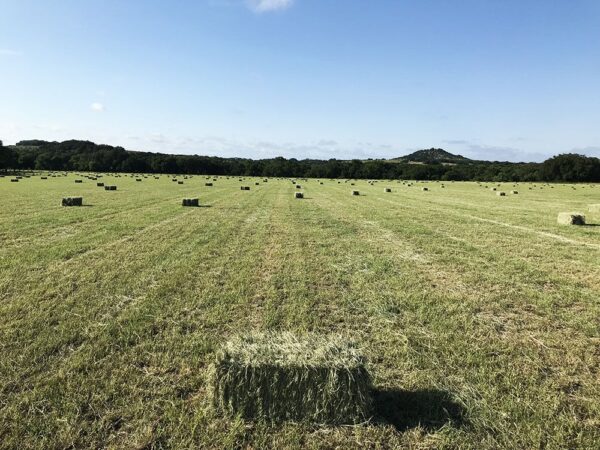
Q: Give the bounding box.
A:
[0,174,599,449]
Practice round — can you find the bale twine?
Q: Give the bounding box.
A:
[208,332,372,424]
[557,212,586,225]
[62,197,83,207]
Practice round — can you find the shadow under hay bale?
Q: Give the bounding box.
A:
[209,333,372,425]
[352,190,360,196]
[62,197,83,207]
[373,388,467,432]
[182,198,199,207]
[557,212,585,225]
[295,192,304,199]
[205,183,213,187]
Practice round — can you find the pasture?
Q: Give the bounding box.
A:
[0,174,599,449]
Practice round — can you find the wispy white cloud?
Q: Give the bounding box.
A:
[247,0,294,13]
[90,102,105,112]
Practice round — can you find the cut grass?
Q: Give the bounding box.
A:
[0,175,598,449]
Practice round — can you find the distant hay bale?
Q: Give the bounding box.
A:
[97,182,104,187]
[497,192,506,196]
[240,186,250,191]
[511,190,518,194]
[10,179,19,182]
[557,212,586,225]
[352,190,360,196]
[75,180,83,184]
[208,332,371,424]
[136,179,142,182]
[255,182,260,185]
[178,181,184,185]
[41,176,47,180]
[490,187,496,191]
[296,184,302,189]
[105,185,117,191]
[589,204,600,213]
[384,188,391,192]
[422,187,428,191]
[182,198,199,207]
[295,192,304,199]
[205,183,213,187]
[62,197,83,207]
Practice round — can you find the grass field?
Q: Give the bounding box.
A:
[0,173,599,449]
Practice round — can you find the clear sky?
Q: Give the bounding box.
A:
[1,0,599,162]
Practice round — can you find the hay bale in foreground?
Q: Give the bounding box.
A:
[62,197,83,207]
[589,204,600,213]
[209,333,371,424]
[295,192,304,199]
[182,198,199,207]
[557,212,585,225]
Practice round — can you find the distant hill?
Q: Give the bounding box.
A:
[391,148,472,164]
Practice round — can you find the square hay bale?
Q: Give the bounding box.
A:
[296,184,302,189]
[178,181,184,185]
[384,188,392,192]
[497,191,506,196]
[205,183,213,187]
[97,182,104,187]
[105,185,117,191]
[136,179,142,182]
[589,204,600,213]
[295,192,304,199]
[209,333,371,424]
[62,197,83,207]
[510,190,518,194]
[75,180,83,183]
[352,190,360,196]
[240,186,250,191]
[422,187,428,191]
[182,198,199,207]
[255,182,260,186]
[10,179,19,182]
[41,176,47,180]
[557,212,585,225]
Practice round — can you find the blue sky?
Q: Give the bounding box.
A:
[1,0,599,162]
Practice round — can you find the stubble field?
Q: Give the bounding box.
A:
[0,173,599,449]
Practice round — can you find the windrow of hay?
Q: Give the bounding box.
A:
[557,212,586,225]
[209,332,372,425]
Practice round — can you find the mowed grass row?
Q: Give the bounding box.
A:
[0,174,598,449]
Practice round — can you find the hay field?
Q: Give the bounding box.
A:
[0,174,599,449]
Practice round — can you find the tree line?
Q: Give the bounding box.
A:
[1,139,599,182]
